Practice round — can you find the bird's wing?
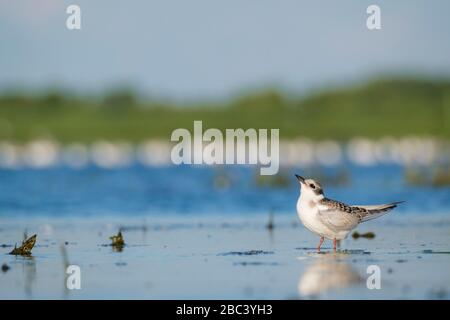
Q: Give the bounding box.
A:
[351,201,403,222]
[318,199,403,231]
[317,198,361,232]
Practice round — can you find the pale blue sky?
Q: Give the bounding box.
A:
[0,0,449,100]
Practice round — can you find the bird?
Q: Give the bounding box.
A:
[295,174,403,252]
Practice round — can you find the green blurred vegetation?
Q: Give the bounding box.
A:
[405,166,450,187]
[0,77,449,143]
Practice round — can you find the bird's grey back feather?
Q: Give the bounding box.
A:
[318,198,402,231]
[353,201,403,222]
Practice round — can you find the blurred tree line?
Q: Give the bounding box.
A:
[0,77,449,143]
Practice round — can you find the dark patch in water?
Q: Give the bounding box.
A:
[422,250,450,254]
[340,249,371,255]
[295,247,318,251]
[387,251,410,254]
[363,258,380,263]
[1,263,10,272]
[396,259,407,263]
[219,250,274,256]
[352,231,375,239]
[233,261,279,266]
[115,262,127,267]
[427,288,448,300]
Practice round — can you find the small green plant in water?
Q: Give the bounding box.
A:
[9,234,37,256]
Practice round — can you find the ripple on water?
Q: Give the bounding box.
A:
[218,250,274,256]
[233,261,279,266]
[422,250,450,254]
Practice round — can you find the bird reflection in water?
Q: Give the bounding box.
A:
[298,252,362,298]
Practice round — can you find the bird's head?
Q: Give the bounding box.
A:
[295,174,324,200]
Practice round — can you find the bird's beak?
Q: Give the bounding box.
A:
[295,174,305,184]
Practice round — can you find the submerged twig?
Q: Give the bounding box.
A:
[9,234,37,256]
[60,243,70,269]
[266,212,274,231]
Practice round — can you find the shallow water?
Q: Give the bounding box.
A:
[0,215,449,299]
[0,165,449,299]
[0,164,449,217]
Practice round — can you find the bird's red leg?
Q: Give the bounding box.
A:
[317,237,324,252]
[333,238,337,251]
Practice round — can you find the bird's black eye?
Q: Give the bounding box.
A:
[309,184,315,189]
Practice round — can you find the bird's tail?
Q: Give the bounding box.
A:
[355,201,404,222]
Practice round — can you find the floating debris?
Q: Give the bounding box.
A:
[1,263,10,273]
[352,231,375,239]
[9,234,37,256]
[110,231,125,249]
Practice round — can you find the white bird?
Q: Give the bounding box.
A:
[295,174,403,251]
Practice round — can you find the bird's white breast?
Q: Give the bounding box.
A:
[297,196,341,240]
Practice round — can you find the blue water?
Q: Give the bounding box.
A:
[0,165,449,217]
